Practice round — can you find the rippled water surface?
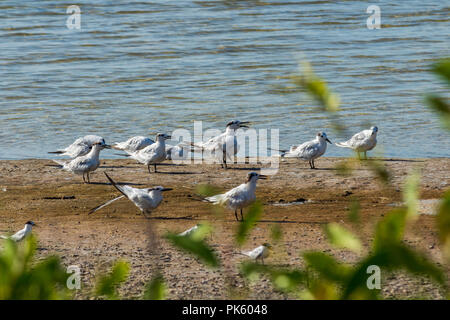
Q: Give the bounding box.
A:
[1,1,449,159]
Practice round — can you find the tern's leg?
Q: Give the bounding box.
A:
[154,164,157,173]
[234,210,239,221]
[223,154,227,169]
[308,160,313,169]
[148,164,152,174]
[240,209,244,221]
[312,159,316,169]
[364,151,367,160]
[261,256,264,265]
[82,173,86,183]
[87,172,91,184]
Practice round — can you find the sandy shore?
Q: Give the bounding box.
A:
[0,157,449,299]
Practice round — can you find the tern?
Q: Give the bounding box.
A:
[239,243,272,264]
[112,136,154,154]
[53,142,111,183]
[49,135,107,159]
[278,132,332,169]
[203,172,266,221]
[1,221,35,242]
[335,126,378,159]
[188,120,250,169]
[88,172,172,217]
[124,133,171,173]
[113,135,186,160]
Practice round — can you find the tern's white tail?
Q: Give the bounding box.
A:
[335,142,351,148]
[52,159,67,167]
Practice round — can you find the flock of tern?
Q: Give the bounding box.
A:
[2,121,378,264]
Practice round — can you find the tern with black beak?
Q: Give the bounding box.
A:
[187,120,250,169]
[53,141,111,183]
[88,172,172,218]
[203,172,266,221]
[335,126,378,160]
[277,132,332,169]
[124,133,171,173]
[1,221,36,242]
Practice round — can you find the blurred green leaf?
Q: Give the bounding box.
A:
[342,243,446,299]
[425,95,450,130]
[196,184,223,197]
[165,232,219,268]
[431,58,450,84]
[240,262,305,293]
[189,223,212,242]
[291,61,340,113]
[436,190,450,260]
[403,170,421,220]
[364,159,391,185]
[348,200,360,223]
[143,273,166,300]
[270,224,283,243]
[95,260,130,300]
[324,223,362,253]
[235,201,263,246]
[0,236,69,300]
[373,208,407,252]
[303,252,352,283]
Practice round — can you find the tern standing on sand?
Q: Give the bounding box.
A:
[1,221,35,242]
[203,172,266,221]
[280,132,332,169]
[112,136,155,154]
[89,172,172,217]
[49,135,107,159]
[335,126,378,159]
[240,243,271,264]
[53,142,111,183]
[113,135,186,161]
[188,120,250,169]
[125,133,171,173]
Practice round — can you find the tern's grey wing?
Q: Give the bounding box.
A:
[297,140,320,159]
[11,229,26,242]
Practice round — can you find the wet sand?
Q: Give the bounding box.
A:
[0,157,449,299]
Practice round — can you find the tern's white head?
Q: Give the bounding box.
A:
[246,172,268,183]
[155,133,172,141]
[25,221,36,228]
[317,132,332,144]
[370,126,378,135]
[226,120,251,130]
[262,243,272,249]
[149,186,173,195]
[91,141,111,150]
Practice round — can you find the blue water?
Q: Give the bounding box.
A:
[1,1,449,159]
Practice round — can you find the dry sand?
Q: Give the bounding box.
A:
[0,157,449,299]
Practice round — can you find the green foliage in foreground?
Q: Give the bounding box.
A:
[95,260,130,299]
[0,236,69,300]
[165,223,219,268]
[425,58,450,130]
[1,58,449,300]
